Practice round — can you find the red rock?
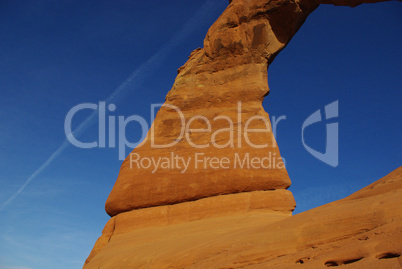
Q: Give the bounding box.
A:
[106,0,398,217]
[86,0,400,268]
[84,167,402,268]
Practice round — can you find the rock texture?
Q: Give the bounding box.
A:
[85,167,402,268]
[105,0,400,217]
[86,0,401,268]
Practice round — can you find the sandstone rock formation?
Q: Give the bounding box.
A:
[85,167,402,268]
[85,0,401,268]
[105,0,400,217]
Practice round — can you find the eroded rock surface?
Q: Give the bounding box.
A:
[86,0,400,268]
[105,0,399,217]
[85,167,402,268]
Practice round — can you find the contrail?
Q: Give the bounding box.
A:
[0,140,70,211]
[0,0,224,211]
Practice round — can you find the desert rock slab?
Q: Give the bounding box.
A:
[85,167,402,269]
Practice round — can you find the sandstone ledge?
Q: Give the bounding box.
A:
[84,167,402,269]
[86,189,295,265]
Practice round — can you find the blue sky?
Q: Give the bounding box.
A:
[0,1,401,268]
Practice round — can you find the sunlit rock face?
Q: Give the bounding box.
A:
[105,0,303,217]
[85,0,400,267]
[86,168,402,268]
[105,0,396,217]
